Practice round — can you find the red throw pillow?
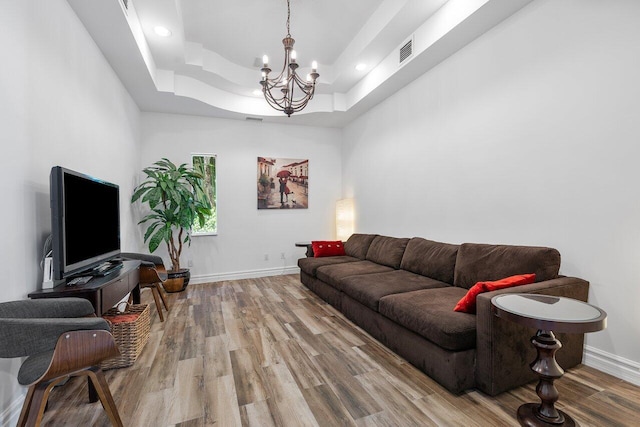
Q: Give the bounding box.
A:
[312,240,346,257]
[453,273,536,314]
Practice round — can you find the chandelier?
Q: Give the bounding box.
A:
[260,0,319,116]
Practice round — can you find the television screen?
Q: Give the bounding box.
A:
[50,167,121,280]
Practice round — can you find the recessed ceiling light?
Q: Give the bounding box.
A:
[154,26,172,37]
[355,63,367,71]
[253,89,263,96]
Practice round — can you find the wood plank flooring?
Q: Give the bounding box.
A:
[40,274,638,426]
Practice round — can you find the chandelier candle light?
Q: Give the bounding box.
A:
[260,0,319,116]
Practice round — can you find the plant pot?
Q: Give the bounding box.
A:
[162,277,184,293]
[163,269,190,293]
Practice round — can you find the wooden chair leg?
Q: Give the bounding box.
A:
[88,377,99,402]
[23,381,57,427]
[17,385,35,427]
[19,377,68,427]
[150,285,164,322]
[84,368,123,427]
[156,283,170,312]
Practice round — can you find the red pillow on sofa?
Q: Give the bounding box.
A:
[312,240,346,257]
[453,273,536,314]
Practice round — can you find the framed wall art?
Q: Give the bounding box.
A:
[257,157,308,209]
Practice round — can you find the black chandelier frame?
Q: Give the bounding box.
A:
[260,0,319,116]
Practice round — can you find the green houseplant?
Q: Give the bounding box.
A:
[131,158,211,291]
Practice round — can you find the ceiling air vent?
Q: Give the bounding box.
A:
[399,37,413,65]
[246,117,264,122]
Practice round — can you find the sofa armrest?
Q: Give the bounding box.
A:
[475,276,589,396]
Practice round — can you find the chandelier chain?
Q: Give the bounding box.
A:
[286,0,291,37]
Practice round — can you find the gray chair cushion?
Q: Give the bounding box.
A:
[400,238,459,284]
[0,298,114,387]
[17,350,55,385]
[120,252,164,267]
[0,298,107,359]
[0,298,95,319]
[339,270,450,311]
[379,287,477,351]
[0,317,110,358]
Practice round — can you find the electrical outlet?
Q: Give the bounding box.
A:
[188,259,193,267]
[264,254,269,261]
[280,252,285,259]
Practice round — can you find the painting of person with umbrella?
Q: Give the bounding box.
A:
[257,157,309,209]
[277,170,292,204]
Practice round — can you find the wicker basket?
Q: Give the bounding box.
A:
[101,303,150,370]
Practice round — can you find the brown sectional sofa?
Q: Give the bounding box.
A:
[298,234,589,395]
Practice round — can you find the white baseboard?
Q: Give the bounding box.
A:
[189,266,300,284]
[583,345,640,386]
[1,391,24,427]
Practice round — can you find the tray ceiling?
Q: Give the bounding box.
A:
[67,0,532,127]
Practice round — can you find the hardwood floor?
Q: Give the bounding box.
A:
[41,274,638,426]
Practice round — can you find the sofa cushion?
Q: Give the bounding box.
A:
[340,270,450,311]
[316,261,393,290]
[312,241,346,257]
[365,236,409,269]
[400,238,459,284]
[344,234,378,259]
[454,273,537,314]
[379,287,477,351]
[453,243,561,290]
[298,256,360,277]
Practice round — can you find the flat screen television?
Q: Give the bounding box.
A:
[50,166,121,280]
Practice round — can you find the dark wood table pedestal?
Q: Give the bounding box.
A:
[295,242,314,257]
[491,294,607,427]
[518,330,575,426]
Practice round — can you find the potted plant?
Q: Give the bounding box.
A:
[131,158,212,292]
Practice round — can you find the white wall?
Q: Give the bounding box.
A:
[342,0,640,376]
[0,0,141,418]
[2,0,637,419]
[141,113,342,281]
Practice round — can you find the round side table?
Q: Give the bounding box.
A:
[295,242,313,257]
[491,294,607,427]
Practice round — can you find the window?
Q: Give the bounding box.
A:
[192,154,217,235]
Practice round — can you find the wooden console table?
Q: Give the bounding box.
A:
[29,260,141,316]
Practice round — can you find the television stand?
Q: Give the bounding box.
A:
[29,260,141,316]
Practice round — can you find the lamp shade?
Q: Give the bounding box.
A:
[336,198,355,241]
